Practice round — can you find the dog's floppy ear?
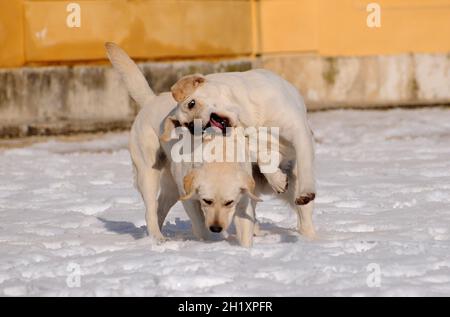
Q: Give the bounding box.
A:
[240,173,262,202]
[171,74,205,102]
[180,169,199,201]
[160,115,181,142]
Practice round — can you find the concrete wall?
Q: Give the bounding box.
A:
[0,59,252,137]
[259,53,450,109]
[1,53,448,137]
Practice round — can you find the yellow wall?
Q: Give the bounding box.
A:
[257,0,450,56]
[127,0,252,59]
[0,0,24,67]
[0,0,450,67]
[257,0,318,53]
[318,0,450,56]
[24,0,252,62]
[24,0,131,62]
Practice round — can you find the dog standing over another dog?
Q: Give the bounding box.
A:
[169,71,316,205]
[106,42,317,245]
[106,43,265,246]
[169,70,317,238]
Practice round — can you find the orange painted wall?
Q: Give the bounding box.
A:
[0,0,449,67]
[318,0,450,56]
[24,0,131,62]
[256,0,318,54]
[0,0,24,67]
[23,0,252,63]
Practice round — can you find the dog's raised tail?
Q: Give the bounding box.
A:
[105,42,155,107]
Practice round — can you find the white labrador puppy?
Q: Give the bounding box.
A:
[180,161,261,247]
[105,43,261,246]
[169,71,316,207]
[179,141,317,246]
[181,157,317,246]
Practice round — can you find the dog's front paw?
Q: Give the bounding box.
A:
[295,192,316,205]
[253,222,269,237]
[299,226,317,240]
[146,230,167,243]
[265,169,288,194]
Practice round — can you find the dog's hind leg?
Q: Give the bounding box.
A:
[291,118,316,206]
[130,125,167,240]
[157,169,179,229]
[286,164,316,239]
[136,167,165,240]
[296,201,316,239]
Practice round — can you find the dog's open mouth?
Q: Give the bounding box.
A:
[205,113,231,135]
[185,113,231,136]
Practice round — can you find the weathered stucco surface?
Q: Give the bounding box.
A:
[259,53,450,110]
[0,54,449,137]
[0,59,252,137]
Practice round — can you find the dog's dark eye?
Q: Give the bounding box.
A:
[224,200,234,207]
[202,199,213,205]
[188,100,196,110]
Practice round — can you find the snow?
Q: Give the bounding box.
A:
[1,108,450,296]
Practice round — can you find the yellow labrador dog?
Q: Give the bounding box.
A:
[181,161,261,247]
[105,43,262,246]
[170,71,316,207]
[182,160,317,246]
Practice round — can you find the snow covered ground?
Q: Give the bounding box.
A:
[1,108,449,296]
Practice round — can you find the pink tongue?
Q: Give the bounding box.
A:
[210,118,223,130]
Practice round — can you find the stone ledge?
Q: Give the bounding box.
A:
[259,53,450,110]
[1,54,449,138]
[0,59,252,138]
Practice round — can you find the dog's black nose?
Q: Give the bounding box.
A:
[209,225,223,233]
